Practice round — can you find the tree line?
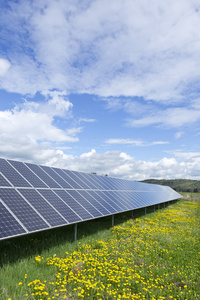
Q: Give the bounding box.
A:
[140,179,200,193]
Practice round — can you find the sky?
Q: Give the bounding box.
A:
[0,0,200,181]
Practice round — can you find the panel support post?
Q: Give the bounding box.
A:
[145,207,147,215]
[164,202,165,208]
[158,204,160,209]
[132,210,134,220]
[112,215,114,227]
[154,205,155,212]
[74,223,77,241]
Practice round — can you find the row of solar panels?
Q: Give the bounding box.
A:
[0,158,166,191]
[0,158,181,240]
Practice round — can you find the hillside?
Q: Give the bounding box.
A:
[140,179,200,193]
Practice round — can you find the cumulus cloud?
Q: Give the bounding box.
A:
[0,94,81,162]
[105,138,169,146]
[0,58,10,76]
[126,107,200,128]
[1,0,200,104]
[78,118,96,123]
[175,131,184,139]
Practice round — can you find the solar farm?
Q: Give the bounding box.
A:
[0,158,181,241]
[0,158,200,300]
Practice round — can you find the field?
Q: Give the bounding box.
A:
[0,198,200,300]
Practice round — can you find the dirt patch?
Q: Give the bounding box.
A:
[184,194,200,202]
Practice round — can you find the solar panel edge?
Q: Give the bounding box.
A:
[6,159,34,187]
[8,159,49,188]
[0,159,31,187]
[25,163,62,188]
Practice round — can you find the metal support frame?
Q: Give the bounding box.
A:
[154,205,156,212]
[112,215,114,227]
[145,207,147,215]
[74,223,77,241]
[132,210,134,220]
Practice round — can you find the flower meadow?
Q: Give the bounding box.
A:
[5,200,200,299]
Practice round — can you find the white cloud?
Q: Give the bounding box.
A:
[0,58,10,76]
[0,95,81,161]
[175,131,184,139]
[80,149,96,158]
[105,138,169,146]
[78,118,96,123]
[41,91,73,117]
[125,106,200,128]
[1,0,200,104]
[106,139,143,146]
[43,150,200,180]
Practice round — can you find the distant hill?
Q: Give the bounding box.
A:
[140,179,200,193]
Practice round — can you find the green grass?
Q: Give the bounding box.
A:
[0,199,199,300]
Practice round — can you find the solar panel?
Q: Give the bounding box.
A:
[25,163,61,188]
[0,158,182,240]
[0,174,11,187]
[40,166,73,189]
[0,158,31,187]
[0,202,26,239]
[0,188,49,232]
[53,168,83,189]
[18,189,66,227]
[9,160,48,188]
[38,189,81,223]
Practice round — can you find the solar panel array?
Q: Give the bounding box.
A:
[0,158,181,240]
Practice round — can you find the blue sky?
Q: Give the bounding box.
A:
[0,0,200,180]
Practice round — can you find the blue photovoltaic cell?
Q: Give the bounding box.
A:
[0,174,11,187]
[84,173,107,189]
[78,190,111,215]
[9,160,48,188]
[38,189,81,223]
[102,191,128,211]
[67,171,90,189]
[0,202,26,238]
[133,192,149,207]
[0,188,48,232]
[53,168,83,189]
[71,171,98,189]
[63,169,89,189]
[25,163,61,188]
[109,177,126,190]
[90,191,118,213]
[125,192,146,208]
[111,191,133,209]
[40,166,73,189]
[0,159,31,187]
[54,190,93,220]
[18,189,66,227]
[67,190,102,218]
[91,175,112,190]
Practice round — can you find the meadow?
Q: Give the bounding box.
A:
[0,198,199,300]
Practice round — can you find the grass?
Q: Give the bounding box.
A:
[0,199,199,300]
